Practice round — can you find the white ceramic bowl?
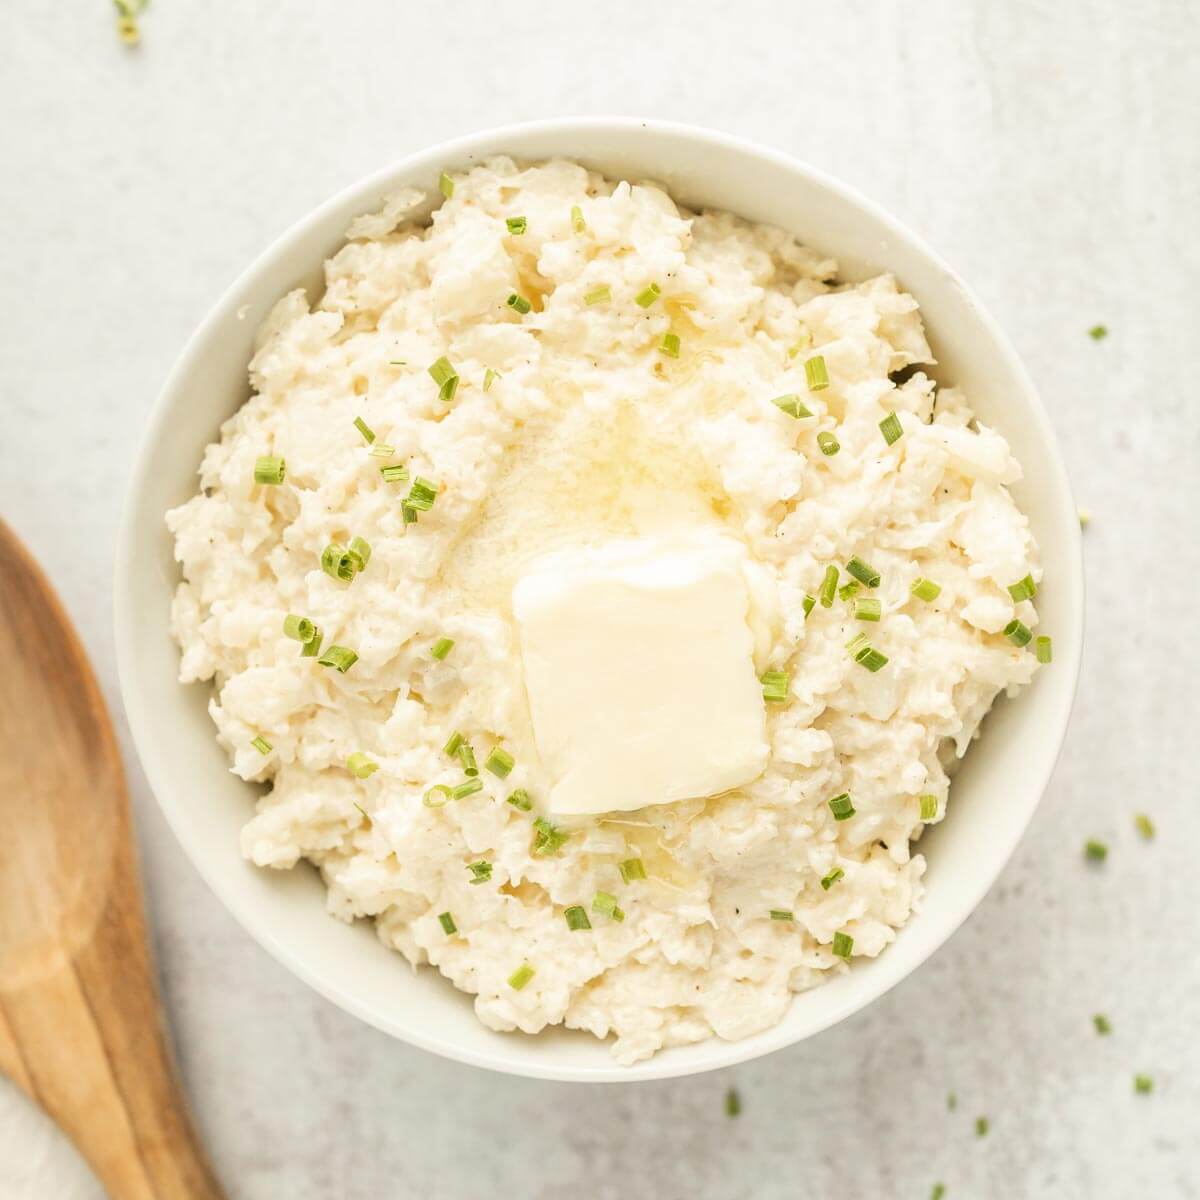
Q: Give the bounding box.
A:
[115,118,1083,1082]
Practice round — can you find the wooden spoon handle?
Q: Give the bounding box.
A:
[0,829,224,1199]
[0,828,224,1200]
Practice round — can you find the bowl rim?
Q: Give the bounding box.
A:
[115,115,1084,1082]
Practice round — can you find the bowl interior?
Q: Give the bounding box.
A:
[115,119,1082,1082]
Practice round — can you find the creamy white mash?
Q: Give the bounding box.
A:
[167,158,1043,1064]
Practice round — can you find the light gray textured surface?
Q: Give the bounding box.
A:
[2,1,1198,1196]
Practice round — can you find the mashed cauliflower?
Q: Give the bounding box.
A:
[167,158,1043,1064]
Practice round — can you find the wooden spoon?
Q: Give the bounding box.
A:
[0,518,224,1199]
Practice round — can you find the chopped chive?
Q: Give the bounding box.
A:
[452,778,483,800]
[113,0,144,45]
[467,859,492,884]
[253,455,286,485]
[457,742,478,776]
[428,355,459,402]
[1035,635,1053,663]
[347,535,372,572]
[761,670,790,703]
[317,644,358,673]
[483,367,499,392]
[388,359,407,366]
[911,577,941,602]
[443,730,465,757]
[564,905,592,931]
[283,614,316,644]
[820,867,844,890]
[423,784,453,808]
[635,282,661,308]
[772,393,814,419]
[819,564,839,608]
[1004,619,1032,647]
[802,593,817,616]
[438,912,457,935]
[1089,324,1108,341]
[975,1117,989,1137]
[251,735,272,755]
[505,216,527,235]
[931,1186,945,1200]
[1085,839,1108,862]
[828,793,855,821]
[430,637,455,661]
[592,892,625,922]
[769,909,794,921]
[879,412,904,445]
[854,644,889,672]
[368,443,397,458]
[854,597,881,622]
[508,962,535,990]
[380,464,409,484]
[1134,1074,1153,1094]
[839,581,860,602]
[507,292,532,315]
[321,543,356,582]
[1093,1014,1112,1035]
[659,331,681,358]
[438,171,454,199]
[832,931,853,958]
[1079,507,1092,527]
[484,746,515,778]
[947,1093,957,1111]
[817,431,840,456]
[725,1087,742,1118]
[353,416,376,444]
[407,477,439,511]
[804,355,830,391]
[1007,573,1038,603]
[570,204,586,233]
[346,752,378,779]
[584,285,612,305]
[532,817,568,857]
[506,789,533,812]
[401,501,419,525]
[919,794,938,821]
[850,636,884,667]
[846,556,881,588]
[619,857,647,883]
[300,627,324,657]
[1135,812,1155,839]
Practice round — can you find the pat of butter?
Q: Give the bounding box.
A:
[512,533,769,816]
